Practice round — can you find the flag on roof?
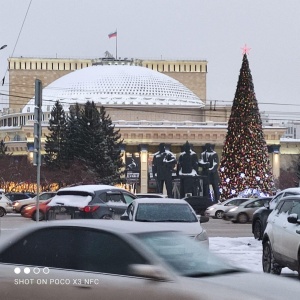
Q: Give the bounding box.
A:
[108,31,117,38]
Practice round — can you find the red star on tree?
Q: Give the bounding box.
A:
[241,44,251,55]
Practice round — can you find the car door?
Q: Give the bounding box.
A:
[102,191,128,219]
[244,199,266,220]
[0,226,187,300]
[269,200,294,257]
[280,199,300,264]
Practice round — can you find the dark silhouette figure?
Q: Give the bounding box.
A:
[177,141,199,198]
[198,143,220,202]
[152,143,176,198]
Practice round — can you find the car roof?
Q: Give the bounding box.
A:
[57,184,127,193]
[133,198,188,204]
[223,197,251,203]
[0,220,179,247]
[240,197,270,206]
[280,187,300,194]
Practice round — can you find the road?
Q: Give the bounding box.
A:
[0,213,252,238]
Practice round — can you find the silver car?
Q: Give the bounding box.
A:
[262,195,300,276]
[13,191,57,213]
[0,220,300,299]
[223,197,270,223]
[205,197,250,219]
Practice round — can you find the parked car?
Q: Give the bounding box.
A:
[47,185,137,220]
[182,195,214,215]
[1,220,300,299]
[21,199,52,221]
[262,195,300,276]
[135,193,168,198]
[5,192,35,202]
[0,191,13,217]
[223,197,270,223]
[205,197,251,219]
[13,191,57,213]
[252,188,300,240]
[121,198,209,247]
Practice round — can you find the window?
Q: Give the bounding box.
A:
[123,193,136,204]
[278,201,294,214]
[0,227,147,275]
[289,200,300,216]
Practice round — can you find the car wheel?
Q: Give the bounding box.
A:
[0,207,6,217]
[101,214,113,220]
[32,210,45,221]
[215,210,224,219]
[237,213,248,224]
[253,220,262,240]
[262,240,282,275]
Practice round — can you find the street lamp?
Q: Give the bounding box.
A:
[0,45,7,50]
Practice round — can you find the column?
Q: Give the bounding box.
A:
[139,144,148,193]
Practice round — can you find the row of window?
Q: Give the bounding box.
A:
[0,113,51,127]
[9,61,91,71]
[145,63,206,72]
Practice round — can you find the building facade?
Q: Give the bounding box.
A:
[0,56,287,194]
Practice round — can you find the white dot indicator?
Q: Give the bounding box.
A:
[33,268,40,274]
[24,267,30,274]
[14,267,21,274]
[43,267,50,274]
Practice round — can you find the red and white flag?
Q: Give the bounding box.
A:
[108,31,117,38]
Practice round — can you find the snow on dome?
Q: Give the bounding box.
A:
[22,65,204,113]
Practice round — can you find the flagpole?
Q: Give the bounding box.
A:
[116,29,118,59]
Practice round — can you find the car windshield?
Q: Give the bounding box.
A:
[135,203,197,222]
[136,231,239,277]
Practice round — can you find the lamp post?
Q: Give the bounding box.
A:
[0,45,7,50]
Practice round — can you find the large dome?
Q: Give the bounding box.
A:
[23,65,204,113]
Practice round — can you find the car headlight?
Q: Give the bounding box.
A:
[195,230,208,242]
[206,206,214,211]
[228,207,238,212]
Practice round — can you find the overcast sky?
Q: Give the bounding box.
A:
[0,0,299,120]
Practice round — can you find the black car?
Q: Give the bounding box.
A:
[47,185,137,220]
[183,195,215,216]
[252,187,300,240]
[5,192,36,202]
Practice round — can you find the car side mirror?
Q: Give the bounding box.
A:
[120,214,129,221]
[264,202,270,209]
[128,264,171,281]
[287,214,299,224]
[198,215,209,223]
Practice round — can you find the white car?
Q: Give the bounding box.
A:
[121,198,209,247]
[135,193,168,198]
[0,190,13,217]
[205,197,250,219]
[0,220,300,299]
[262,195,300,276]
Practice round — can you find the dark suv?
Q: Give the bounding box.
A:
[47,185,136,220]
[252,188,300,240]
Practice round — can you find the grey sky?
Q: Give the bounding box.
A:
[0,0,299,121]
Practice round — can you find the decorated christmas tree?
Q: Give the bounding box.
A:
[219,50,275,199]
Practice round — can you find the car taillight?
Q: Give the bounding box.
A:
[79,206,100,213]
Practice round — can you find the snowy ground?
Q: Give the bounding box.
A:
[210,237,298,275]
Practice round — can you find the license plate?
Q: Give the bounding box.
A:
[55,214,72,220]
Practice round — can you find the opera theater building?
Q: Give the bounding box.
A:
[0,56,285,194]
